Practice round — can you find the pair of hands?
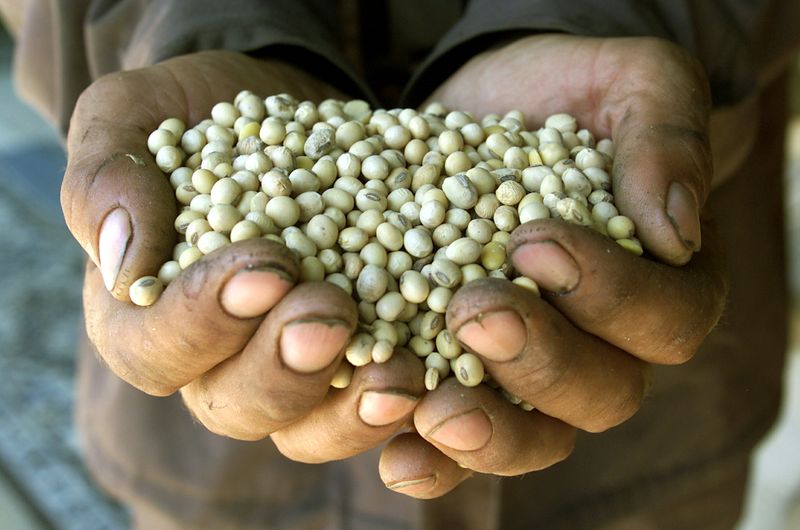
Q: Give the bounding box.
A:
[63,34,726,499]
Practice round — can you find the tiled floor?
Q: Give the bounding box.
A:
[0,23,799,530]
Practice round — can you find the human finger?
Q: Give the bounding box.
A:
[180,282,359,441]
[448,277,649,432]
[269,348,425,462]
[83,238,297,396]
[506,217,726,365]
[379,433,472,499]
[414,379,576,476]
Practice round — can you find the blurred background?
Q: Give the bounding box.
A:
[0,23,799,530]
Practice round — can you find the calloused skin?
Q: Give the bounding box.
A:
[62,34,727,502]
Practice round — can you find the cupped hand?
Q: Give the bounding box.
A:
[64,50,425,459]
[379,34,727,498]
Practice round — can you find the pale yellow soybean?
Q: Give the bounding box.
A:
[556,198,593,226]
[339,226,369,252]
[129,276,164,306]
[356,264,389,302]
[461,263,487,284]
[474,194,500,219]
[431,223,461,247]
[181,128,207,155]
[337,152,362,179]
[148,129,177,155]
[493,205,519,232]
[427,286,453,314]
[245,151,272,174]
[207,204,243,233]
[305,214,339,249]
[185,218,212,245]
[356,210,384,237]
[265,196,300,228]
[430,258,462,288]
[444,151,472,176]
[245,211,276,234]
[617,237,643,255]
[538,142,569,166]
[424,367,440,391]
[317,248,343,273]
[453,353,485,387]
[607,215,636,239]
[436,329,462,360]
[376,291,406,322]
[174,210,204,235]
[481,241,507,270]
[289,168,320,194]
[521,166,554,193]
[591,201,619,226]
[361,155,390,180]
[466,218,495,244]
[325,272,353,294]
[324,207,346,230]
[284,230,317,258]
[372,319,399,345]
[360,241,388,268]
[178,246,204,269]
[355,188,387,212]
[345,333,375,367]
[210,177,242,205]
[156,145,184,173]
[495,180,526,206]
[197,231,231,254]
[358,300,378,324]
[231,170,259,192]
[371,340,394,363]
[330,362,354,389]
[409,335,435,357]
[445,237,481,265]
[300,256,326,282]
[519,202,551,224]
[386,251,413,278]
[157,260,181,285]
[230,219,261,242]
[403,227,434,258]
[191,168,218,194]
[173,241,191,261]
[295,191,324,222]
[399,270,430,304]
[419,310,444,340]
[322,188,355,212]
[512,276,541,296]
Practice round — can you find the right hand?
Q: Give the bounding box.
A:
[63,50,426,459]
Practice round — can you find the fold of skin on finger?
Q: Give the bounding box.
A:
[423,34,712,265]
[269,348,426,463]
[62,50,346,300]
[83,238,298,396]
[447,278,648,433]
[180,282,358,441]
[414,379,576,476]
[379,432,472,499]
[507,218,727,366]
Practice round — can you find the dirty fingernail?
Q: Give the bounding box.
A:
[359,391,418,426]
[281,319,351,373]
[456,310,526,362]
[386,476,437,495]
[511,241,580,293]
[221,266,294,318]
[666,181,701,252]
[99,208,131,292]
[427,409,492,451]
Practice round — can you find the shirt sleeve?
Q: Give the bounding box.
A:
[12,0,371,134]
[403,0,800,107]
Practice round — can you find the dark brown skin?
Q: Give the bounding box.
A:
[61,34,727,499]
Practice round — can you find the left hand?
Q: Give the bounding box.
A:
[377,34,728,498]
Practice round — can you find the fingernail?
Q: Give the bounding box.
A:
[98,208,131,292]
[510,241,579,293]
[386,476,437,495]
[456,310,526,362]
[427,409,492,451]
[666,181,701,251]
[359,391,418,426]
[220,266,294,318]
[280,319,351,373]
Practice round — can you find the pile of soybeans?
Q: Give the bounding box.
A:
[134,92,639,408]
